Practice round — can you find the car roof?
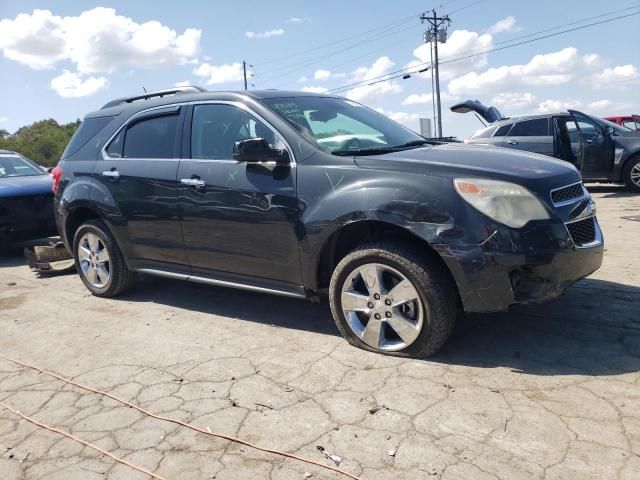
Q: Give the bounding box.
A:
[86,89,339,119]
[0,149,18,155]
[491,112,569,125]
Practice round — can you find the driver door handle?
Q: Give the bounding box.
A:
[506,140,518,145]
[101,169,120,179]
[180,177,206,188]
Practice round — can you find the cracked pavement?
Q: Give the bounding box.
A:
[0,185,639,479]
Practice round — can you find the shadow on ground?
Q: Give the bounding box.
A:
[3,247,639,376]
[586,183,638,198]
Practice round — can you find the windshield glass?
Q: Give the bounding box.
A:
[260,96,427,155]
[0,154,44,178]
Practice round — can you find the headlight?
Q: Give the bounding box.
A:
[454,178,550,228]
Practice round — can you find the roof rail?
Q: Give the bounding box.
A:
[100,86,207,110]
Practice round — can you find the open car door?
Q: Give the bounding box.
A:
[450,100,505,124]
[568,110,614,180]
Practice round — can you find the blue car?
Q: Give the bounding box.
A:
[0,150,57,245]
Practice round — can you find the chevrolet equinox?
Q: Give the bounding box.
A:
[53,87,604,357]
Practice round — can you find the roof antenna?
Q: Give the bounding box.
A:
[142,86,147,93]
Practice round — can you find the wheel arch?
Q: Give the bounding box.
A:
[313,220,460,304]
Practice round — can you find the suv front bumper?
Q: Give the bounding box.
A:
[433,218,604,313]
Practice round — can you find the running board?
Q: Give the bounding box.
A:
[136,268,306,299]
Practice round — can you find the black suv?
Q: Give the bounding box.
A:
[54,87,604,357]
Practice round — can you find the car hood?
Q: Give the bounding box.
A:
[0,174,52,199]
[354,143,581,193]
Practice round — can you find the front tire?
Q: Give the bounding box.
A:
[72,219,136,297]
[623,156,640,192]
[328,242,458,357]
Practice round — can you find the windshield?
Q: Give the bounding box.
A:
[0,154,44,178]
[260,96,429,155]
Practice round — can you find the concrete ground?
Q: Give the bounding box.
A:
[0,185,639,480]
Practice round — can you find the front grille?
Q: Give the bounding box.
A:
[551,183,584,204]
[566,217,596,246]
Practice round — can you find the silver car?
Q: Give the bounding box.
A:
[452,100,640,191]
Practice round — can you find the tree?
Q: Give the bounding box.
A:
[0,119,81,166]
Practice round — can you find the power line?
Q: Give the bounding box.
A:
[254,14,419,68]
[327,7,640,94]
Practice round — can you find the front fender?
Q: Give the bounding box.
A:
[297,161,488,289]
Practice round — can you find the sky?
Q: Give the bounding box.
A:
[0,0,639,139]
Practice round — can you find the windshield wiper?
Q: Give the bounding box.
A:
[331,147,403,156]
[391,139,435,149]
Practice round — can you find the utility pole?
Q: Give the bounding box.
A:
[242,61,248,90]
[421,10,450,138]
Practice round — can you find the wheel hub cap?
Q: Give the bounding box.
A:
[340,263,425,351]
[78,232,111,289]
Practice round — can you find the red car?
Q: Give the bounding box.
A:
[604,115,640,131]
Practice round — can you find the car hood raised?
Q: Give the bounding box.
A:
[0,174,52,198]
[354,143,581,192]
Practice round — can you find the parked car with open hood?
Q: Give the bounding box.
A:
[53,87,603,357]
[0,150,57,245]
[452,100,640,192]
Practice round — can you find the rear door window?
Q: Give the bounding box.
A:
[493,124,513,137]
[115,113,179,159]
[509,118,549,136]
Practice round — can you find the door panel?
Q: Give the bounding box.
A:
[178,103,301,285]
[568,110,614,179]
[95,107,187,267]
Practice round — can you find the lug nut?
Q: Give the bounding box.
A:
[374,313,381,320]
[374,293,381,300]
[367,302,374,309]
[385,299,392,306]
[385,311,392,318]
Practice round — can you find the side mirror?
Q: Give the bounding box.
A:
[232,138,288,163]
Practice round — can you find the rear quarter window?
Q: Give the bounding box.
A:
[493,124,512,137]
[62,116,114,159]
[509,118,549,136]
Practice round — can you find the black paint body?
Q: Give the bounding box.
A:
[54,91,604,312]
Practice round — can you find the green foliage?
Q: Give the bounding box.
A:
[0,119,81,167]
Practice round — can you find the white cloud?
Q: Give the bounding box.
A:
[50,70,107,98]
[314,69,331,81]
[174,80,191,87]
[301,86,328,93]
[375,108,424,130]
[536,99,582,113]
[589,64,640,89]
[286,17,311,23]
[409,30,493,81]
[193,62,244,85]
[487,16,519,35]
[345,56,403,102]
[0,8,201,73]
[448,47,598,96]
[0,117,7,123]
[245,29,284,39]
[402,94,432,106]
[491,92,536,110]
[298,76,308,83]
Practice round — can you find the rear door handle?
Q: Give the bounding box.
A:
[506,140,518,145]
[102,169,120,179]
[180,177,206,188]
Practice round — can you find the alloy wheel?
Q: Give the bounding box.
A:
[631,163,640,188]
[340,262,425,351]
[78,232,111,289]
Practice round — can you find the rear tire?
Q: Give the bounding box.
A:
[329,241,458,357]
[623,156,640,192]
[72,219,136,297]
